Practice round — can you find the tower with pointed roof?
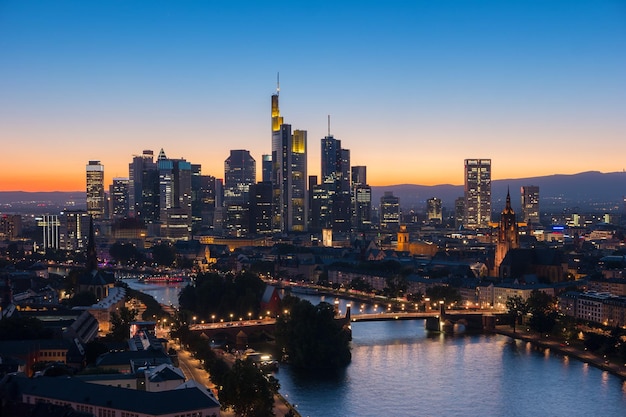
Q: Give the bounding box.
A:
[495,189,519,276]
[78,216,115,300]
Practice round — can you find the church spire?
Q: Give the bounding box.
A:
[86,215,98,272]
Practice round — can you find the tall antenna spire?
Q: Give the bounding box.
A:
[277,72,280,95]
[328,114,331,136]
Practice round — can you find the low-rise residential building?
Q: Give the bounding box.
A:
[0,374,220,417]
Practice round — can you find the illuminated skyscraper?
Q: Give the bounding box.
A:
[224,149,256,236]
[464,159,491,229]
[270,80,307,232]
[380,191,400,231]
[109,177,129,219]
[521,185,540,225]
[128,150,158,223]
[426,197,442,223]
[351,166,371,231]
[320,124,351,233]
[158,149,192,240]
[86,160,105,219]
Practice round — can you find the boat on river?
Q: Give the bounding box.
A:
[138,275,187,284]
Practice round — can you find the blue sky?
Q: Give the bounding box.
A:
[1,0,625,190]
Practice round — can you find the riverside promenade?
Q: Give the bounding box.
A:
[494,325,626,380]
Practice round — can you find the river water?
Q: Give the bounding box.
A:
[129,284,626,416]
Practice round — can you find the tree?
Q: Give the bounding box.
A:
[151,243,176,266]
[526,290,557,334]
[425,285,462,305]
[275,297,351,369]
[109,306,138,341]
[109,242,143,264]
[505,295,528,333]
[219,359,276,417]
[67,290,97,307]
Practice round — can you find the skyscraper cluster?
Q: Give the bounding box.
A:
[81,81,547,244]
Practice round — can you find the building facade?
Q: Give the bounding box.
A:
[464,158,491,229]
[86,160,105,219]
[521,185,540,225]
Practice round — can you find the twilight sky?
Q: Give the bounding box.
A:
[1,0,625,192]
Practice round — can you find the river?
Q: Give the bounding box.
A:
[129,284,626,416]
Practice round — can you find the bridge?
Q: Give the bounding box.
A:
[188,306,502,345]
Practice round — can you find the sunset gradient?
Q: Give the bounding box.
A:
[1,1,625,192]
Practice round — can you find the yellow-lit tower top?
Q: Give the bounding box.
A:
[271,73,283,132]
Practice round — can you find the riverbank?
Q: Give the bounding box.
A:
[493,325,626,380]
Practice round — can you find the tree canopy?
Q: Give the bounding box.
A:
[219,359,277,417]
[178,271,266,320]
[275,295,351,369]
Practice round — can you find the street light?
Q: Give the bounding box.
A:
[211,314,215,324]
[230,313,234,323]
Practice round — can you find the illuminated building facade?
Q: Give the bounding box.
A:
[495,190,520,276]
[380,191,400,231]
[464,158,491,229]
[351,166,371,231]
[319,132,351,233]
[426,197,443,223]
[270,83,307,232]
[521,185,540,225]
[128,150,159,223]
[37,215,60,251]
[86,160,105,219]
[109,177,129,219]
[158,149,192,240]
[224,149,256,237]
[60,210,90,251]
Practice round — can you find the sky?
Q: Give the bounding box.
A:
[1,0,625,192]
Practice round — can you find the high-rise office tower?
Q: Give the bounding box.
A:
[37,215,60,251]
[521,185,540,225]
[109,178,129,219]
[224,150,256,237]
[128,150,159,224]
[270,81,307,233]
[250,181,273,235]
[86,160,105,219]
[454,197,465,229]
[464,159,491,229]
[427,197,443,223]
[191,164,217,231]
[380,191,400,231]
[320,124,351,233]
[262,154,272,183]
[351,166,371,231]
[60,210,90,251]
[158,149,192,240]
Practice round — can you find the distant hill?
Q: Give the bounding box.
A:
[1,171,625,214]
[371,171,626,212]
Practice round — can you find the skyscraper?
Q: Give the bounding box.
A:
[464,159,491,229]
[224,149,256,237]
[380,191,400,231]
[521,185,540,225]
[426,197,442,223]
[109,177,129,219]
[351,166,371,231]
[270,81,307,233]
[86,160,105,219]
[128,150,159,224]
[158,149,192,240]
[262,154,272,183]
[320,128,351,233]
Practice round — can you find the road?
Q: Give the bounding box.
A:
[174,341,298,417]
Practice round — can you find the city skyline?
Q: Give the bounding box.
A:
[1,1,625,192]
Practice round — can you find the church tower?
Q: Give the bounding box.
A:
[495,189,519,276]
